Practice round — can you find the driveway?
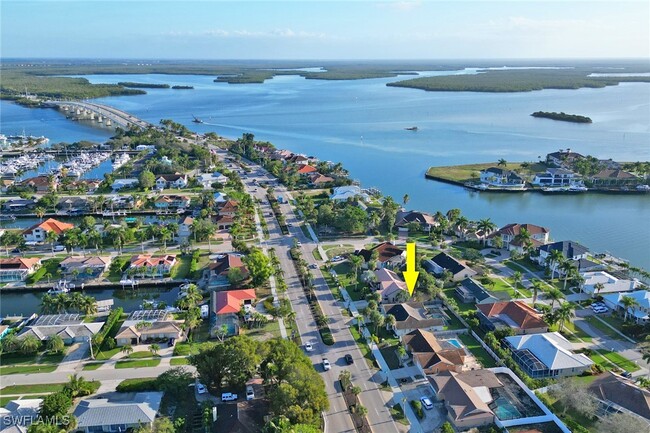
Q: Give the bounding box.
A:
[399,381,445,432]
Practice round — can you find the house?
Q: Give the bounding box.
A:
[136,144,156,152]
[329,185,370,202]
[504,332,594,378]
[487,223,550,251]
[129,255,177,277]
[590,169,642,186]
[57,196,90,212]
[206,254,250,288]
[1,179,15,193]
[210,289,256,336]
[382,303,445,337]
[373,268,410,303]
[532,168,581,187]
[0,258,41,282]
[402,329,466,374]
[22,218,74,243]
[295,164,318,175]
[16,315,103,345]
[155,174,188,189]
[177,216,194,239]
[2,199,36,212]
[588,372,650,422]
[424,252,477,282]
[394,210,438,232]
[0,399,43,433]
[477,301,548,334]
[479,167,525,188]
[21,175,55,193]
[59,256,111,279]
[580,271,638,296]
[73,392,162,433]
[115,310,183,346]
[428,369,504,429]
[456,278,498,304]
[356,242,405,269]
[219,200,238,216]
[198,172,228,188]
[546,149,585,168]
[111,178,139,191]
[308,172,334,185]
[602,291,650,324]
[154,195,191,209]
[213,192,228,203]
[536,241,589,267]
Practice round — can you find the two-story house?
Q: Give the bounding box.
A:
[155,174,188,190]
[487,223,550,252]
[22,218,74,243]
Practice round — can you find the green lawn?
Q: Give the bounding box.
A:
[457,333,497,368]
[488,277,532,298]
[241,320,282,340]
[0,353,40,365]
[26,258,63,285]
[312,248,323,261]
[320,266,342,300]
[0,383,65,394]
[443,307,467,330]
[322,244,355,258]
[83,362,105,370]
[542,393,598,432]
[0,365,57,375]
[170,357,189,366]
[442,288,475,313]
[95,347,121,360]
[105,255,130,282]
[379,346,402,370]
[0,396,13,408]
[389,404,410,426]
[584,316,626,341]
[114,359,161,369]
[170,255,192,279]
[127,350,159,359]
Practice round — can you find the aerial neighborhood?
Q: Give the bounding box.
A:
[1,124,649,433]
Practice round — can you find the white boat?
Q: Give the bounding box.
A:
[636,185,650,191]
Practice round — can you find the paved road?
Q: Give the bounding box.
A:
[227,152,400,433]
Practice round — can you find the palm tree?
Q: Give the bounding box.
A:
[621,295,640,322]
[183,284,203,309]
[149,343,160,356]
[87,228,102,252]
[159,227,172,252]
[497,158,507,167]
[512,271,522,293]
[546,250,565,279]
[402,194,409,206]
[546,288,564,308]
[45,230,59,256]
[65,373,88,397]
[81,296,97,316]
[35,207,46,222]
[121,345,134,356]
[348,254,364,291]
[476,218,497,243]
[40,293,57,314]
[560,260,575,290]
[531,279,544,306]
[19,335,41,355]
[594,282,605,297]
[46,335,65,354]
[385,314,396,330]
[556,302,575,332]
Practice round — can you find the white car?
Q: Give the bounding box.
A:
[196,383,207,394]
[221,392,238,401]
[246,386,254,401]
[53,245,65,252]
[322,358,331,371]
[593,307,608,314]
[305,342,313,352]
[420,396,434,410]
[331,256,343,262]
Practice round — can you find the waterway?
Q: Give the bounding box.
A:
[1,68,649,313]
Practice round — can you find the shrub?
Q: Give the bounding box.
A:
[116,378,159,392]
[409,400,423,419]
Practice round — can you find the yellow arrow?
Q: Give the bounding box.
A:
[403,242,419,296]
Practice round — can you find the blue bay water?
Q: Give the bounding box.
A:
[1,72,649,271]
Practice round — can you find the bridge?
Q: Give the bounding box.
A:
[44,100,153,129]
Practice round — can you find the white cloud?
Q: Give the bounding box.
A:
[165,28,329,40]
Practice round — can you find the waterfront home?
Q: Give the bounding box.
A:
[129,254,177,277]
[381,303,445,337]
[602,290,650,324]
[2,199,36,212]
[115,310,183,346]
[210,289,256,336]
[0,258,41,282]
[546,149,585,168]
[423,252,477,282]
[177,216,194,240]
[329,185,370,202]
[1,179,15,193]
[394,210,439,233]
[402,329,466,375]
[111,178,139,191]
[59,256,111,279]
[155,173,188,190]
[295,164,318,175]
[456,278,498,304]
[21,175,56,193]
[532,168,581,187]
[213,191,228,203]
[22,218,74,243]
[308,172,334,186]
[73,392,162,433]
[136,144,156,152]
[589,169,642,187]
[356,242,405,269]
[479,167,526,188]
[373,268,410,303]
[487,223,550,251]
[16,315,103,345]
[57,196,90,212]
[0,399,43,432]
[580,271,638,296]
[536,240,589,269]
[206,254,250,288]
[428,369,504,429]
[588,372,650,422]
[504,332,593,378]
[154,194,191,209]
[477,301,548,335]
[198,171,228,188]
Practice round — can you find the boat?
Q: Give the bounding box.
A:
[192,115,204,124]
[636,185,650,191]
[0,215,16,221]
[405,126,418,131]
[48,280,71,294]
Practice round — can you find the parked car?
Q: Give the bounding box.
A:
[246,386,254,401]
[53,245,65,252]
[345,354,354,365]
[309,264,317,269]
[331,256,343,262]
[420,396,434,410]
[221,392,238,401]
[196,384,207,394]
[593,307,608,313]
[622,371,633,379]
[322,358,331,371]
[304,341,313,352]
[167,338,176,347]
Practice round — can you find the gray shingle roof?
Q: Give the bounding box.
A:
[74,400,157,428]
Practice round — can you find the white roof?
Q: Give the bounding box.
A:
[330,185,370,201]
[505,332,593,370]
[602,290,650,319]
[582,271,637,295]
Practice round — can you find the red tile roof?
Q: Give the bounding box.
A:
[0,257,41,270]
[296,164,318,174]
[477,301,548,330]
[23,218,74,235]
[130,254,177,267]
[214,289,256,314]
[490,223,549,238]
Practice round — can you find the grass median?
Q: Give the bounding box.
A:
[114,359,161,369]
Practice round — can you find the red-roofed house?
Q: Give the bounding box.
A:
[295,164,318,175]
[477,301,548,335]
[309,173,334,185]
[22,218,74,243]
[129,255,177,277]
[21,175,57,193]
[215,200,238,229]
[206,254,250,288]
[210,289,256,336]
[0,257,41,282]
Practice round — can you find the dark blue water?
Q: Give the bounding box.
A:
[1,71,649,273]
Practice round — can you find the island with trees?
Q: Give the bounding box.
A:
[171,85,194,89]
[531,111,592,123]
[117,82,170,89]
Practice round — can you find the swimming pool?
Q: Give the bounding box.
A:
[446,338,463,349]
[492,397,522,420]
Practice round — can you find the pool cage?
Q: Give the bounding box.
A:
[511,348,551,378]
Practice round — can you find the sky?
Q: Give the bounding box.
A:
[1,1,649,60]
